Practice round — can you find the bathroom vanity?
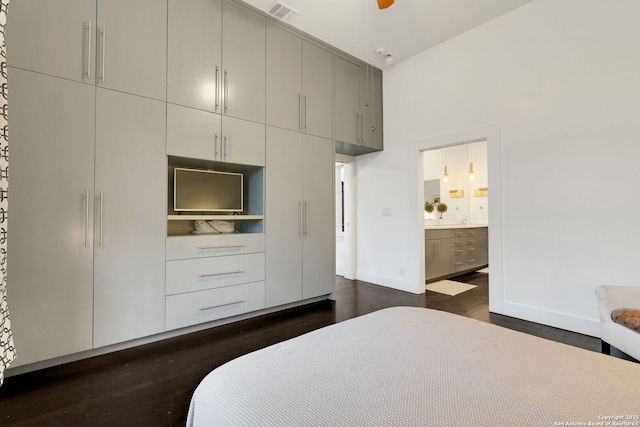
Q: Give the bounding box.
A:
[424,225,488,282]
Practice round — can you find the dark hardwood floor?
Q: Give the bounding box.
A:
[0,273,611,426]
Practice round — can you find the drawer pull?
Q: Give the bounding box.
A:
[468,231,476,235]
[467,259,476,263]
[198,270,245,278]
[454,250,463,255]
[197,245,245,250]
[454,241,464,245]
[454,262,464,266]
[467,248,475,252]
[199,300,245,311]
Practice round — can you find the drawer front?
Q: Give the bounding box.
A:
[465,227,487,237]
[166,233,265,260]
[451,238,472,247]
[166,281,265,331]
[166,253,265,295]
[425,229,451,240]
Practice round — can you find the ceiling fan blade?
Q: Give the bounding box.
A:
[377,0,394,9]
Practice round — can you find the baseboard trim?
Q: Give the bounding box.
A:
[356,270,415,294]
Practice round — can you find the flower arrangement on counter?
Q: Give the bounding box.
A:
[424,202,434,219]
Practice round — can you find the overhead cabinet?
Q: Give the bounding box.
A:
[266,24,333,139]
[265,127,334,308]
[7,0,167,101]
[168,0,265,124]
[334,56,383,155]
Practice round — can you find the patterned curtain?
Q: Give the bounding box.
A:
[0,0,14,385]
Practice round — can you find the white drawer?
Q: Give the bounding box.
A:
[166,233,265,260]
[166,281,265,331]
[166,253,265,295]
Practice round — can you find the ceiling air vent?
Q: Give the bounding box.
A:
[268,2,299,21]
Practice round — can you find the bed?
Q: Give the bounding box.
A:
[187,307,640,426]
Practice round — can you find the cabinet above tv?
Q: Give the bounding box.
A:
[167,156,264,236]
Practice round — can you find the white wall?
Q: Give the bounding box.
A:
[355,0,640,336]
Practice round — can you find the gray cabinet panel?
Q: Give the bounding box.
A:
[6,0,96,84]
[334,56,360,146]
[361,69,383,151]
[266,24,302,132]
[93,89,166,348]
[302,42,333,139]
[266,127,303,307]
[96,0,167,100]
[222,2,265,123]
[168,0,222,112]
[7,68,95,366]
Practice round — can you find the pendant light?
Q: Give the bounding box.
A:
[468,145,475,180]
[442,149,449,183]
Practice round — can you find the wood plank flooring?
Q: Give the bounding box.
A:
[0,274,613,426]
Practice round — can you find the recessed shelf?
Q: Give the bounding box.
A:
[168,215,264,221]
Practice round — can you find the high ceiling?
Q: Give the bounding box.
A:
[240,0,535,69]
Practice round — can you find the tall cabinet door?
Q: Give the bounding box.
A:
[93,88,166,348]
[302,135,335,299]
[334,56,360,146]
[167,0,222,112]
[361,69,383,150]
[222,1,265,123]
[7,68,95,366]
[265,127,303,307]
[302,42,333,139]
[266,24,302,132]
[96,0,167,100]
[6,0,96,84]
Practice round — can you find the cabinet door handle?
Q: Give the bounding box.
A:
[454,250,463,255]
[99,26,106,82]
[215,66,220,112]
[356,113,360,143]
[360,113,365,144]
[467,259,476,264]
[224,134,229,160]
[214,132,219,159]
[223,69,228,113]
[304,95,307,132]
[435,241,439,256]
[197,245,244,250]
[303,201,309,237]
[298,93,302,130]
[455,262,464,266]
[84,189,90,248]
[298,201,303,236]
[198,270,245,278]
[199,300,245,311]
[98,191,104,248]
[84,21,92,79]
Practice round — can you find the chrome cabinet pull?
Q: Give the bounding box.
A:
[298,94,302,130]
[100,26,106,82]
[197,245,244,250]
[84,189,90,248]
[303,201,309,236]
[199,300,245,311]
[304,95,307,132]
[198,270,244,278]
[85,21,92,79]
[215,66,220,111]
[223,69,228,113]
[455,262,464,266]
[298,201,303,236]
[467,259,476,264]
[224,134,229,160]
[214,132,219,159]
[98,191,104,248]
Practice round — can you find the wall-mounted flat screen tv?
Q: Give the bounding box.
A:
[174,167,243,212]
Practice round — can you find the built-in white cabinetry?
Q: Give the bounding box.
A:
[93,89,166,348]
[7,69,167,365]
[166,104,265,166]
[7,68,96,366]
[7,0,167,101]
[265,127,334,307]
[167,0,265,123]
[266,24,333,139]
[165,234,266,330]
[334,56,383,155]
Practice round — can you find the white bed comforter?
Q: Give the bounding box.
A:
[187,307,640,426]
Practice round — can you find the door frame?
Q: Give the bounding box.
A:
[336,154,356,280]
[410,125,503,312]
